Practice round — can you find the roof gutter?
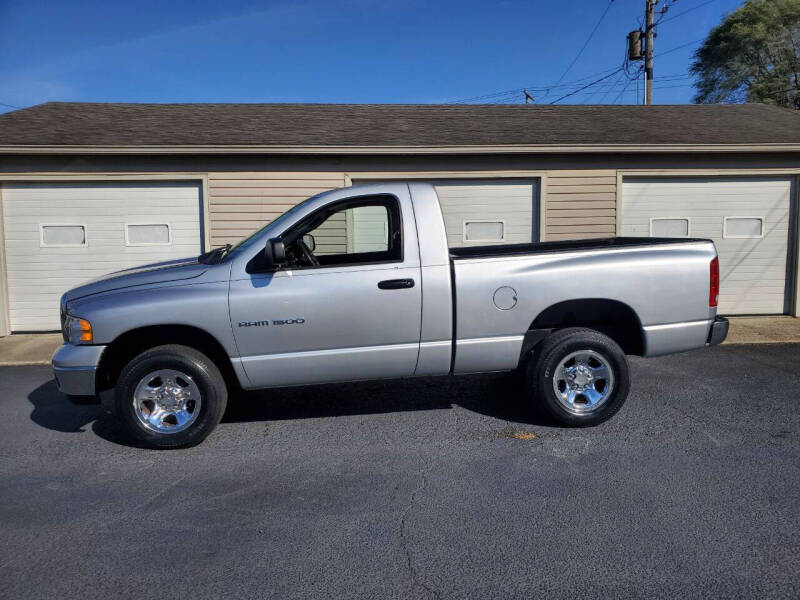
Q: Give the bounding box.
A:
[0,143,799,155]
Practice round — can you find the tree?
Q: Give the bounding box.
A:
[690,0,800,107]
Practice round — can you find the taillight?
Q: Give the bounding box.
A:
[709,257,719,307]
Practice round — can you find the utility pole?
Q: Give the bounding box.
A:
[644,0,656,104]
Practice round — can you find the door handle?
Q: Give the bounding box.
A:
[378,278,415,290]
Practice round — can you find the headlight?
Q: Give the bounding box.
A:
[64,315,93,344]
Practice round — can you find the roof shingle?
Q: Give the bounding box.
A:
[0,102,798,148]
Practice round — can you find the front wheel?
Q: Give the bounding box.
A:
[527,328,630,427]
[115,345,227,449]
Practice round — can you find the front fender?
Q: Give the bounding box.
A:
[67,279,237,358]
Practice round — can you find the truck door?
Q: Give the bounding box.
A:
[229,191,422,388]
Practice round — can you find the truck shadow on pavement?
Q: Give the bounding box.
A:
[28,379,105,434]
[28,371,551,447]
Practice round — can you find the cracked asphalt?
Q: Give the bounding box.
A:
[1,343,799,599]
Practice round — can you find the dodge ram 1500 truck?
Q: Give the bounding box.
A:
[53,182,728,448]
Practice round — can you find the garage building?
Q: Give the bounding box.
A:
[0,102,798,333]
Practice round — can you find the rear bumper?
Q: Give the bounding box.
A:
[52,344,106,397]
[706,316,729,346]
[643,319,714,357]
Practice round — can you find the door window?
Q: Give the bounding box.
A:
[649,217,690,237]
[463,220,505,242]
[723,216,764,239]
[279,196,402,269]
[125,223,172,246]
[40,224,87,247]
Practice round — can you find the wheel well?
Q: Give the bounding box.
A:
[530,299,644,356]
[95,325,239,393]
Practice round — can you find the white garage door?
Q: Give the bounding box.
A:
[621,177,793,315]
[353,179,538,248]
[2,182,203,331]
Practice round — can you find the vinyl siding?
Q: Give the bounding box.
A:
[346,206,387,253]
[308,211,347,256]
[210,175,539,249]
[207,172,346,247]
[545,170,617,240]
[208,171,616,247]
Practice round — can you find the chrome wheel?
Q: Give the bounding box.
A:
[132,369,202,434]
[552,350,615,415]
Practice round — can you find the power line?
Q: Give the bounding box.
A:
[580,80,690,95]
[475,74,691,105]
[550,67,625,104]
[478,67,622,98]
[449,66,622,103]
[564,81,798,104]
[658,0,717,25]
[0,102,21,109]
[613,69,643,104]
[654,38,705,58]
[449,69,691,106]
[570,70,623,104]
[592,69,629,104]
[526,81,690,103]
[553,0,616,86]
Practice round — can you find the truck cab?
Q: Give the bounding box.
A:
[227,183,447,387]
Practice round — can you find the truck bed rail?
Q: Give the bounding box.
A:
[449,237,711,260]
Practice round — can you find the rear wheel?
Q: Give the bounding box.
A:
[115,345,227,449]
[527,327,630,426]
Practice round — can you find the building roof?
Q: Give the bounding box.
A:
[0,101,798,154]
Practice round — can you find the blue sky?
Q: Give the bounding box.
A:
[0,0,745,113]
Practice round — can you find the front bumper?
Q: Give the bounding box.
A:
[706,316,729,346]
[52,343,106,396]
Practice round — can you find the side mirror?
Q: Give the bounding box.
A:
[302,233,316,252]
[264,238,286,267]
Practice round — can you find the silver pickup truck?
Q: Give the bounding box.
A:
[53,182,728,448]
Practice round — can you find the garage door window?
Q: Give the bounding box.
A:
[126,223,172,246]
[723,217,763,239]
[649,217,690,237]
[463,220,505,242]
[40,224,87,247]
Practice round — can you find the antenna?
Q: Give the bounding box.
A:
[523,89,535,104]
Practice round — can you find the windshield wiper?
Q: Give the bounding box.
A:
[198,243,232,265]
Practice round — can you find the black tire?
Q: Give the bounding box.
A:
[527,327,630,427]
[115,345,227,449]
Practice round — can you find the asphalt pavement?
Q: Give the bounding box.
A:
[1,344,798,599]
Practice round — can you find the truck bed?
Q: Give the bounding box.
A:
[449,237,710,260]
[448,234,718,370]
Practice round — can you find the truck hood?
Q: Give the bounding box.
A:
[63,257,209,302]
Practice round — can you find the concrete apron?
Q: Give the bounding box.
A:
[0,317,798,366]
[724,316,800,344]
[0,333,61,366]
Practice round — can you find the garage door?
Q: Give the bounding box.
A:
[2,182,203,331]
[621,177,793,315]
[353,179,538,247]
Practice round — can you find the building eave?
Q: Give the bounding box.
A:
[0,143,799,155]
